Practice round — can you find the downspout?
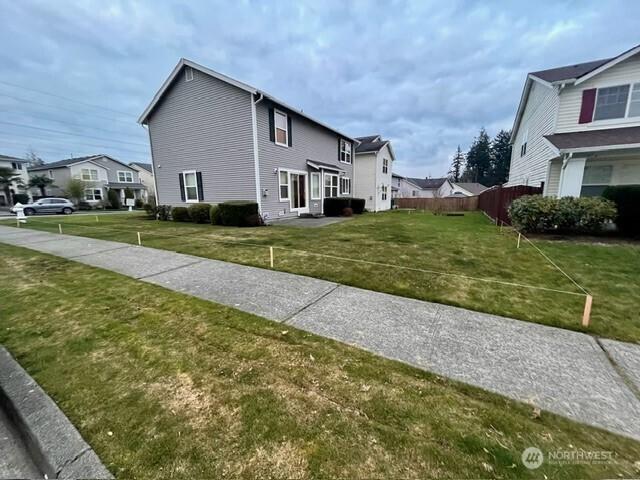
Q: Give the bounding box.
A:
[251,92,264,214]
[142,124,160,209]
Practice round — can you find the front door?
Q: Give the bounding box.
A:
[290,173,308,214]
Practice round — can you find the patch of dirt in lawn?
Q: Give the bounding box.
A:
[236,441,309,479]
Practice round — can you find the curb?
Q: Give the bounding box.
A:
[0,347,112,479]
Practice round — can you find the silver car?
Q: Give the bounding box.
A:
[12,198,75,216]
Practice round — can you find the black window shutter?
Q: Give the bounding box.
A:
[338,138,342,161]
[287,115,293,146]
[268,107,275,142]
[196,171,204,201]
[178,173,185,202]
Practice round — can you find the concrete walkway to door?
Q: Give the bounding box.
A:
[1,224,640,441]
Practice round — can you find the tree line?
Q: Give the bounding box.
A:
[448,128,512,187]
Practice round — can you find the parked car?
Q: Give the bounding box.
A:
[11,198,75,215]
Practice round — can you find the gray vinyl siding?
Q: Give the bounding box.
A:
[256,101,353,219]
[37,168,70,197]
[147,67,256,206]
[89,157,140,183]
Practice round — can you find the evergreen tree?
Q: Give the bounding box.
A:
[462,128,491,184]
[488,129,512,186]
[448,145,465,182]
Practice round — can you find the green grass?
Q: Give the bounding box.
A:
[1,245,639,479]
[3,210,640,342]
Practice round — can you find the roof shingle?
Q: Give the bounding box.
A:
[544,126,640,150]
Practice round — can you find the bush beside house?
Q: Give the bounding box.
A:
[188,203,212,223]
[508,195,616,234]
[172,207,190,222]
[603,185,640,237]
[107,189,121,210]
[217,201,261,227]
[323,197,366,217]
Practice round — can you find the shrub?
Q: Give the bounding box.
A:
[323,197,351,217]
[210,205,221,225]
[603,185,640,237]
[107,189,121,210]
[342,207,353,217]
[351,198,366,214]
[508,195,616,234]
[143,203,155,217]
[12,193,29,204]
[218,201,260,227]
[188,203,211,224]
[245,213,265,227]
[134,198,144,209]
[172,207,190,222]
[78,201,93,211]
[156,205,172,221]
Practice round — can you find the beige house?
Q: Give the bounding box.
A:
[0,154,30,206]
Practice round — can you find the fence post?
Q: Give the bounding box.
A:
[58,224,62,234]
[137,232,142,246]
[517,232,521,249]
[269,246,274,268]
[582,295,593,327]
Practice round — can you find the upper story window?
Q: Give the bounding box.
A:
[185,66,194,82]
[117,171,133,183]
[274,110,288,146]
[81,168,98,181]
[382,158,389,174]
[594,85,630,121]
[520,129,528,157]
[629,83,640,117]
[11,162,22,170]
[340,139,352,164]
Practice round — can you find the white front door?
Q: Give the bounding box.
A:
[290,173,309,214]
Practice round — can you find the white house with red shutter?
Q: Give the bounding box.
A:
[507,44,640,197]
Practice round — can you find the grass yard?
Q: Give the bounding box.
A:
[3,210,640,342]
[1,245,639,478]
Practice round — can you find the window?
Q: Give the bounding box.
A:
[340,177,351,195]
[118,171,133,183]
[84,188,102,201]
[340,139,352,164]
[580,164,613,197]
[629,83,640,117]
[11,162,22,170]
[324,174,338,197]
[185,66,194,82]
[48,170,54,179]
[81,168,98,181]
[274,110,288,146]
[412,190,417,197]
[381,185,388,201]
[382,158,389,174]
[310,172,320,199]
[594,85,630,121]
[278,170,290,201]
[183,171,198,202]
[520,129,528,157]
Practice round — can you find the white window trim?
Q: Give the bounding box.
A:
[278,168,290,202]
[84,188,102,201]
[340,176,351,195]
[185,66,194,82]
[81,168,98,181]
[274,109,289,147]
[117,170,134,183]
[382,158,389,174]
[310,172,321,200]
[182,170,199,203]
[592,82,640,122]
[381,185,388,201]
[324,173,339,198]
[340,139,352,164]
[520,129,528,157]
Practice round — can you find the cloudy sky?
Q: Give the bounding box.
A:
[0,0,638,177]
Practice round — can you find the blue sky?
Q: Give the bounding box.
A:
[0,0,638,177]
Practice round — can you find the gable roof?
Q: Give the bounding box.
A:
[29,154,132,172]
[406,177,448,189]
[138,58,356,141]
[355,140,387,153]
[453,182,488,195]
[355,135,381,143]
[129,162,153,173]
[0,154,28,163]
[530,58,612,84]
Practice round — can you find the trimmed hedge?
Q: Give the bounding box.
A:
[210,205,221,225]
[156,205,172,221]
[323,197,366,217]
[508,195,616,234]
[218,201,260,227]
[188,203,211,224]
[603,185,640,237]
[172,206,190,222]
[107,189,121,210]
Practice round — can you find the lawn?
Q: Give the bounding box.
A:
[1,245,639,479]
[3,210,640,342]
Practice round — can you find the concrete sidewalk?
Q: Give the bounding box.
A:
[2,225,640,441]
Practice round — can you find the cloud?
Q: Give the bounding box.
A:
[0,0,639,175]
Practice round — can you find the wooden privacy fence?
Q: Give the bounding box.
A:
[478,184,543,225]
[395,196,478,211]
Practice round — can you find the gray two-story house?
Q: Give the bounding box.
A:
[138,59,357,220]
[28,155,146,205]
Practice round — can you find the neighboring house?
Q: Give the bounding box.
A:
[507,43,640,197]
[129,162,155,202]
[28,155,146,205]
[447,182,488,197]
[138,58,357,220]
[392,175,453,198]
[353,135,395,211]
[0,154,30,205]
